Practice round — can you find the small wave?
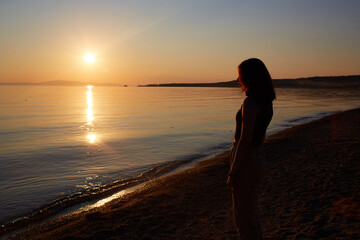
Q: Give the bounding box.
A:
[287,116,312,123]
[286,111,337,124]
[206,142,232,151]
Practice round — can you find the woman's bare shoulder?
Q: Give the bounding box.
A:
[243,96,257,108]
[242,97,258,116]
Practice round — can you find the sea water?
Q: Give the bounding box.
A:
[0,85,359,226]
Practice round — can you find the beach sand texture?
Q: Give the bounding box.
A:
[9,108,360,240]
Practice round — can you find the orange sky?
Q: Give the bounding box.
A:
[0,1,359,85]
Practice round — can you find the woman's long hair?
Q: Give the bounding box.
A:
[238,58,276,102]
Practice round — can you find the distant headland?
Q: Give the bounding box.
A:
[1,75,359,88]
[0,80,128,87]
[138,75,360,89]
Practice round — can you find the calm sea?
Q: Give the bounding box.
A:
[0,85,359,226]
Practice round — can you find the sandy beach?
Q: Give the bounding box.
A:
[7,108,360,240]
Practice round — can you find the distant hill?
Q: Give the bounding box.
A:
[0,80,127,87]
[138,81,239,88]
[38,80,84,85]
[273,75,360,88]
[39,80,127,86]
[138,75,360,89]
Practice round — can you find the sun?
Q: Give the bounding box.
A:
[84,53,96,64]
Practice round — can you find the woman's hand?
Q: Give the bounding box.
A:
[226,175,236,192]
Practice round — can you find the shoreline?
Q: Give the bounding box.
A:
[1,107,346,230]
[0,108,339,235]
[4,108,360,239]
[0,153,214,236]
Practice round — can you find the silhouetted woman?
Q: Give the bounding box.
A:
[227,58,276,240]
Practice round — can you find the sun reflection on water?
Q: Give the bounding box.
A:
[87,86,94,125]
[87,134,96,143]
[86,86,96,143]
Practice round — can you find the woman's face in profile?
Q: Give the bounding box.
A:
[237,68,246,92]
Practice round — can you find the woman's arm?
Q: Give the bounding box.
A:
[227,97,258,189]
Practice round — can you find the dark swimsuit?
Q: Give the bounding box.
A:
[234,99,273,146]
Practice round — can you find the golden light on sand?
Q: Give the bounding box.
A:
[77,184,145,212]
[84,53,96,64]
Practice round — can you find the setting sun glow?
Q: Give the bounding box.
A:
[84,53,96,64]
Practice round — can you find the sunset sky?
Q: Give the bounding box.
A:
[0,0,359,85]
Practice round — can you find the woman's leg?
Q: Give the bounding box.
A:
[232,156,266,240]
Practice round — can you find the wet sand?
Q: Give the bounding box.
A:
[8,108,360,240]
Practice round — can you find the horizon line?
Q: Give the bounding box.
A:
[0,74,359,86]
